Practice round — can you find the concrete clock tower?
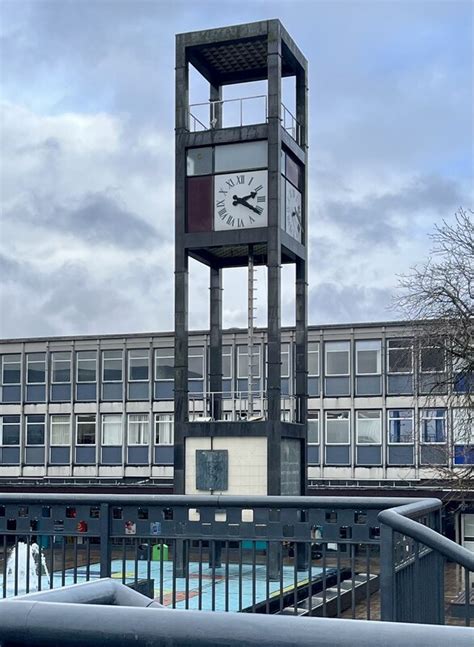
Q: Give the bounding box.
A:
[174,20,308,497]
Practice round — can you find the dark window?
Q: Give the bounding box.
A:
[103,350,123,382]
[2,355,21,384]
[420,346,445,372]
[51,352,71,383]
[387,339,413,373]
[27,353,46,384]
[1,416,20,445]
[76,414,96,445]
[26,415,45,445]
[77,351,97,382]
[128,349,149,381]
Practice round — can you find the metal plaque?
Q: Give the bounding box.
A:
[196,450,228,491]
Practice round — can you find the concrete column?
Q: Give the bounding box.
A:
[209,266,223,420]
[210,82,222,129]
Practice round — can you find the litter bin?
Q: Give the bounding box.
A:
[138,544,150,561]
[152,544,169,561]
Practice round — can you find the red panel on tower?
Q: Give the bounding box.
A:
[186,176,213,232]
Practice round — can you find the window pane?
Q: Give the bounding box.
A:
[326,411,350,444]
[237,345,260,379]
[187,147,213,176]
[356,411,381,444]
[215,141,267,173]
[2,355,21,384]
[189,356,204,379]
[102,414,123,445]
[52,352,71,383]
[421,409,446,443]
[128,414,149,445]
[308,413,319,444]
[155,349,174,380]
[388,410,414,443]
[356,341,381,374]
[222,346,232,379]
[27,416,45,445]
[308,343,319,376]
[50,415,71,445]
[420,347,445,372]
[281,343,290,377]
[388,339,413,373]
[27,354,45,383]
[155,414,174,445]
[77,415,96,444]
[129,350,149,381]
[325,342,349,376]
[103,350,123,382]
[77,352,97,382]
[453,409,474,445]
[1,416,20,445]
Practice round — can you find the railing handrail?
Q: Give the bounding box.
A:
[378,500,474,571]
[189,94,268,109]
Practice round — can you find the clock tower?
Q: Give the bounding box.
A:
[174,19,308,498]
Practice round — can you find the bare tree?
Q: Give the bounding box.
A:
[394,207,473,498]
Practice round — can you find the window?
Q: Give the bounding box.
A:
[76,414,96,445]
[420,409,446,443]
[214,141,267,173]
[77,351,97,383]
[26,415,45,445]
[155,414,174,445]
[325,411,350,444]
[222,346,232,379]
[102,350,122,382]
[50,415,71,446]
[325,341,350,376]
[308,412,319,444]
[356,410,382,444]
[189,347,204,380]
[388,410,414,444]
[308,342,319,377]
[281,343,290,378]
[453,409,474,445]
[237,345,261,379]
[51,352,71,383]
[128,414,149,445]
[155,348,174,380]
[387,338,413,373]
[102,414,123,446]
[356,340,381,375]
[128,349,149,381]
[2,355,21,384]
[0,416,20,445]
[27,353,45,384]
[420,346,445,373]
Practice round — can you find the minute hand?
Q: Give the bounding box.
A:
[232,195,260,214]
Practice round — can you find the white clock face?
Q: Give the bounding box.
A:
[214,170,268,231]
[285,181,302,242]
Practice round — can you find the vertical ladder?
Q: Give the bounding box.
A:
[247,247,258,417]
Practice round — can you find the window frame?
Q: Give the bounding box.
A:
[26,414,45,446]
[76,351,97,384]
[102,350,123,383]
[308,411,319,445]
[155,413,174,445]
[222,345,232,380]
[325,410,351,446]
[101,414,123,446]
[281,342,290,379]
[128,349,149,383]
[237,344,261,380]
[420,408,447,444]
[419,345,446,374]
[50,414,71,447]
[324,341,350,377]
[155,347,174,382]
[308,342,320,377]
[387,409,415,445]
[355,410,382,445]
[188,346,205,381]
[355,340,381,376]
[452,409,474,446]
[1,354,21,385]
[26,353,46,385]
[127,413,150,446]
[0,415,21,446]
[76,414,97,446]
[387,338,413,375]
[51,352,71,385]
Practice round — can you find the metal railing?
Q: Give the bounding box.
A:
[281,102,303,145]
[188,391,300,422]
[0,494,472,626]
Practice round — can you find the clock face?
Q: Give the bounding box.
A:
[285,181,302,242]
[214,170,268,231]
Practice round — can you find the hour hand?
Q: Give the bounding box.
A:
[233,195,259,214]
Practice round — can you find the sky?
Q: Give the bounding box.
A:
[0,0,472,338]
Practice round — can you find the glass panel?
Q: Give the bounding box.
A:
[281,343,290,378]
[308,413,319,444]
[237,345,261,379]
[388,338,413,373]
[325,342,349,376]
[2,355,21,384]
[187,147,213,176]
[388,410,414,443]
[421,409,446,443]
[27,354,45,384]
[52,352,71,383]
[188,347,204,380]
[326,411,350,444]
[356,340,381,374]
[50,415,71,445]
[1,416,20,445]
[308,342,319,376]
[76,415,96,445]
[420,347,445,372]
[77,352,97,382]
[128,349,149,381]
[155,414,174,445]
[214,141,267,173]
[453,409,474,445]
[26,416,45,445]
[356,410,381,444]
[128,414,149,445]
[155,348,174,380]
[103,350,123,382]
[222,346,232,379]
[102,414,123,445]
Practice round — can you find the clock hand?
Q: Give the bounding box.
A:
[232,192,257,206]
[232,195,260,214]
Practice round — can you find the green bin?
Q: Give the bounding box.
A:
[152,544,169,561]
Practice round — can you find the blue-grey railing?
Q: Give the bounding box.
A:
[0,494,472,626]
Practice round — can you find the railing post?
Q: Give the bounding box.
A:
[380,522,395,621]
[99,503,111,579]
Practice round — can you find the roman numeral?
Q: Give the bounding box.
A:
[255,184,263,193]
[216,199,225,208]
[218,208,227,218]
[226,215,235,226]
[255,206,263,215]
[257,195,266,202]
[218,189,228,196]
[249,215,255,223]
[248,177,254,185]
[236,175,244,184]
[237,218,244,228]
[226,178,235,188]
